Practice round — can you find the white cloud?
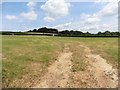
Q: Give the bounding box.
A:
[27,0,36,10]
[5,1,38,22]
[20,0,37,21]
[51,1,118,33]
[44,16,55,22]
[80,13,100,24]
[5,15,18,20]
[94,0,118,4]
[79,2,117,25]
[53,22,73,30]
[41,0,70,22]
[95,0,105,3]
[53,21,117,33]
[98,2,118,17]
[21,11,37,21]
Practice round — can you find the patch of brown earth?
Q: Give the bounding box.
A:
[34,46,72,88]
[70,45,118,88]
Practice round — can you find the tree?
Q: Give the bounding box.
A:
[33,29,37,32]
[103,31,111,36]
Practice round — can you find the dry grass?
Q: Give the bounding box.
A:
[2,36,118,87]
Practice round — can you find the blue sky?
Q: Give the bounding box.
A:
[1,0,118,33]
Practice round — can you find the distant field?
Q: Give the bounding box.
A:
[2,35,118,87]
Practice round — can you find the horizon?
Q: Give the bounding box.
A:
[1,26,119,34]
[1,0,118,33]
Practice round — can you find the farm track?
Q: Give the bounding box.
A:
[10,44,118,88]
[34,45,118,88]
[77,45,118,88]
[35,45,118,88]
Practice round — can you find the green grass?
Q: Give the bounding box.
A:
[2,36,118,87]
[2,36,64,87]
[78,38,118,65]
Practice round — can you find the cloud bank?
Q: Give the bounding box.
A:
[52,2,118,33]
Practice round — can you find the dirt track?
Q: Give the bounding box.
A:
[83,45,118,88]
[34,46,72,88]
[34,45,118,88]
[10,44,118,88]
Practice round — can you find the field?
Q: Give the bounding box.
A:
[2,35,118,88]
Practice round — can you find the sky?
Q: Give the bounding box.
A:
[1,0,118,33]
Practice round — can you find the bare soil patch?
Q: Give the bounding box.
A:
[34,46,72,88]
[70,45,118,88]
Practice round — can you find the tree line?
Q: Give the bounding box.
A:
[28,27,120,37]
[28,27,58,34]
